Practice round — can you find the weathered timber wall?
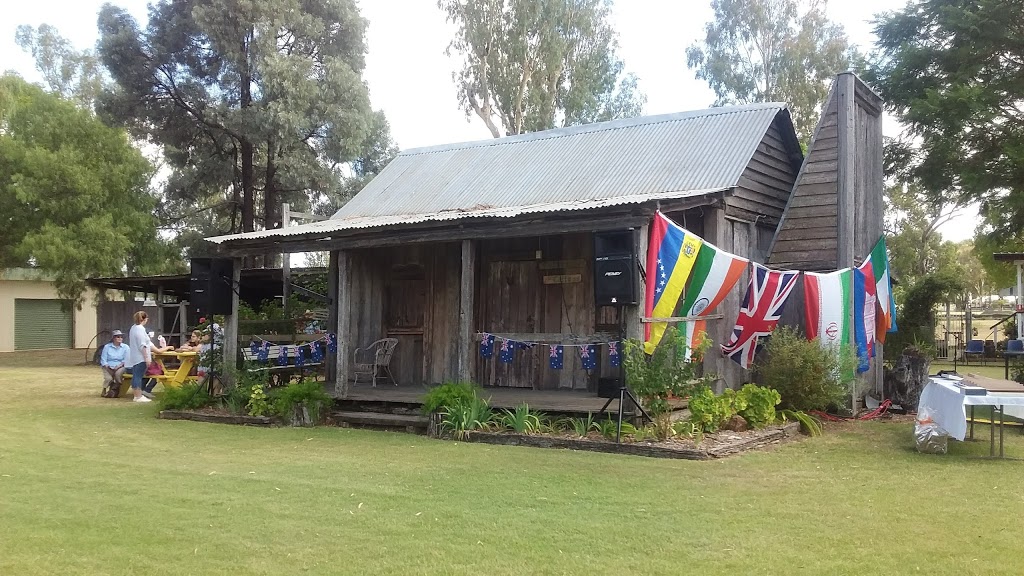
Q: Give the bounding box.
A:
[731,113,803,225]
[768,86,841,272]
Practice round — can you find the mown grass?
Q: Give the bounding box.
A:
[1,350,1023,575]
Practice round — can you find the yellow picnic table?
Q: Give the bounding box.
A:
[119,351,199,397]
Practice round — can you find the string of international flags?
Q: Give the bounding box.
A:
[645,211,896,371]
[478,211,897,373]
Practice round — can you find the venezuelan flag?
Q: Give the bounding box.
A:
[644,212,703,353]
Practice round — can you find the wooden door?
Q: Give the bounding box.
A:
[481,260,541,388]
[385,264,425,385]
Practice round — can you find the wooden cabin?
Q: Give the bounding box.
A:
[209,101,807,399]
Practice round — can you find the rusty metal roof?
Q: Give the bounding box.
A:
[209,103,789,244]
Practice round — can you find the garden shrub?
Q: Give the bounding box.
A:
[755,326,853,411]
[159,381,212,411]
[736,384,781,429]
[623,327,715,439]
[687,386,735,433]
[272,379,332,424]
[422,381,481,414]
[440,395,494,439]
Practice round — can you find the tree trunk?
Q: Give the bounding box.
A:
[240,30,255,234]
[883,346,931,410]
[263,141,280,268]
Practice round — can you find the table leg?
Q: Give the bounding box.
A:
[969,405,975,440]
[999,405,1005,459]
[990,408,995,457]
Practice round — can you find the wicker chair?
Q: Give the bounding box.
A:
[352,338,399,387]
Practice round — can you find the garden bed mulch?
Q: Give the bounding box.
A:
[455,421,802,460]
[158,409,277,427]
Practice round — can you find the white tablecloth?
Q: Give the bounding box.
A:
[918,378,1024,440]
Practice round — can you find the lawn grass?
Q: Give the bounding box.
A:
[2,350,1024,575]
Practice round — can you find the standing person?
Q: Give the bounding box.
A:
[99,330,128,398]
[128,311,154,403]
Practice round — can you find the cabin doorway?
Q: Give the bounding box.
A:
[384,264,425,385]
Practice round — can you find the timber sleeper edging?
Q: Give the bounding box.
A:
[158,410,277,427]
[452,421,801,460]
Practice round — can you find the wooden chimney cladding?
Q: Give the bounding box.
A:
[729,114,803,225]
[767,88,840,271]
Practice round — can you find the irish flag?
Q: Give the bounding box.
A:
[644,212,703,353]
[868,236,898,341]
[679,243,748,357]
[803,269,852,351]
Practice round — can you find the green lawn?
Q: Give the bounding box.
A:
[2,351,1024,575]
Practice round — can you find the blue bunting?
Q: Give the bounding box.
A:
[277,346,289,366]
[326,333,338,353]
[480,333,495,358]
[548,345,564,370]
[608,341,621,368]
[579,345,597,370]
[499,339,515,363]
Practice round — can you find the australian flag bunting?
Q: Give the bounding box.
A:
[326,333,338,353]
[480,333,495,359]
[580,345,597,370]
[311,341,323,363]
[277,346,289,366]
[499,339,515,363]
[549,345,564,370]
[296,346,306,367]
[608,341,621,368]
[258,341,270,363]
[249,340,260,356]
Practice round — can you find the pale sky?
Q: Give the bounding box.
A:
[0,0,978,241]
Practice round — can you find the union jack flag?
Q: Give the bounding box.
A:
[721,263,800,369]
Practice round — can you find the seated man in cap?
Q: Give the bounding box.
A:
[99,330,129,398]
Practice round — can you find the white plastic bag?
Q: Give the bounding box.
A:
[914,407,948,455]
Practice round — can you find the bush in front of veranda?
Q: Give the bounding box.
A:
[158,382,213,411]
[755,326,854,412]
[421,381,483,415]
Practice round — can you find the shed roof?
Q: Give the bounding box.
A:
[209,102,790,245]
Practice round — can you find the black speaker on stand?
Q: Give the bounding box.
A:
[594,230,638,306]
[190,257,235,316]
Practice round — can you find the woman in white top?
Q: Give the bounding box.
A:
[127,311,154,403]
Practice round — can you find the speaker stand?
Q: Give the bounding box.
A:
[596,386,652,443]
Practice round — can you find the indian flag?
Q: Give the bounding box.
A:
[678,243,748,357]
[803,269,852,351]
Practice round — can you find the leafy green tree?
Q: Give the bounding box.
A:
[14,24,105,109]
[686,0,855,143]
[0,74,173,304]
[868,0,1024,243]
[96,0,375,242]
[438,0,645,138]
[884,183,966,286]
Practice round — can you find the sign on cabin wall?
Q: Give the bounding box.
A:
[543,274,582,285]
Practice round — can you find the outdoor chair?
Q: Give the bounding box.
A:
[1008,339,1024,354]
[353,338,399,387]
[964,339,985,365]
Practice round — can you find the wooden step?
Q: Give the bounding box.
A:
[332,411,429,431]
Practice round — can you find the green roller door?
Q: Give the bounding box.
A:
[15,299,73,350]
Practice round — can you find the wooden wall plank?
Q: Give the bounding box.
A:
[458,240,475,382]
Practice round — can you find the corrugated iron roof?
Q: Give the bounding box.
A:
[209,103,788,244]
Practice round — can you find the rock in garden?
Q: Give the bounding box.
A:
[721,415,749,432]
